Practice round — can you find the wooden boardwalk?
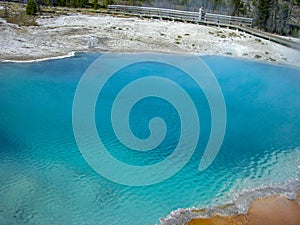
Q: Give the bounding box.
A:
[237,26,300,50]
[108,5,253,27]
[108,5,300,50]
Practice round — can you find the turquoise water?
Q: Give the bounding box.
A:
[0,53,299,224]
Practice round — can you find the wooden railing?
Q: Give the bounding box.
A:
[108,5,253,27]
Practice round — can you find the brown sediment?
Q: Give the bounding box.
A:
[187,191,300,225]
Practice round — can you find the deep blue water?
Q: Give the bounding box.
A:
[0,53,299,224]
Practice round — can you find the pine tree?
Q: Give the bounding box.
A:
[94,0,98,9]
[232,0,241,16]
[257,0,271,30]
[26,0,37,15]
[212,0,221,12]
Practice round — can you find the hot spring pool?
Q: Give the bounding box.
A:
[0,53,299,224]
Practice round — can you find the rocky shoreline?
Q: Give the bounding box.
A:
[0,11,300,66]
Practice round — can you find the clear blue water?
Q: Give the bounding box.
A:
[0,53,299,225]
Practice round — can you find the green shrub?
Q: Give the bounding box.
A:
[26,0,37,15]
[255,55,262,59]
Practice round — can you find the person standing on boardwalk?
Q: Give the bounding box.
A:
[199,7,204,21]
